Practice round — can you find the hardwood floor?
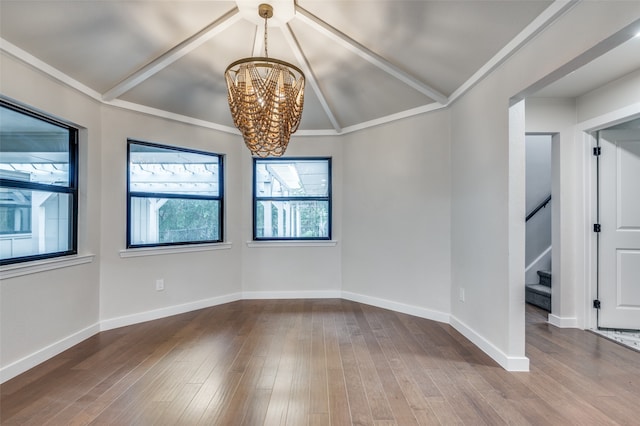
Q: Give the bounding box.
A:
[1,300,639,425]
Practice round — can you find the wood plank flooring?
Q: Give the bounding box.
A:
[1,300,639,425]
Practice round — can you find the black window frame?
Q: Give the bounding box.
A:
[0,99,78,265]
[253,157,332,241]
[126,139,224,248]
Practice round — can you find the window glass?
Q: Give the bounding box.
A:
[0,106,70,186]
[254,158,331,240]
[255,160,329,197]
[130,197,220,245]
[127,141,223,247]
[0,100,77,264]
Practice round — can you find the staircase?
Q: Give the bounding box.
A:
[525,270,551,311]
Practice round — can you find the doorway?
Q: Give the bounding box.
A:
[524,134,553,312]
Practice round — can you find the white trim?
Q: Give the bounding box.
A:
[119,242,232,258]
[449,315,530,372]
[282,23,342,132]
[341,291,450,324]
[242,290,341,299]
[100,293,242,331]
[577,102,640,132]
[0,322,100,383]
[0,254,95,280]
[513,18,640,105]
[296,102,448,136]
[295,6,448,104]
[295,129,341,137]
[548,314,579,328]
[584,132,597,330]
[246,240,337,248]
[102,8,241,100]
[457,0,579,105]
[339,103,447,135]
[105,99,240,135]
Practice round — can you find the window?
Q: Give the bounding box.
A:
[127,140,223,248]
[254,158,331,240]
[0,100,78,265]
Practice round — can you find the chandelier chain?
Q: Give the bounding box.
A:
[263,12,268,58]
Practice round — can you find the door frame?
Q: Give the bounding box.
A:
[578,106,640,330]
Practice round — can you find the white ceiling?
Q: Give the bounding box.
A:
[1,1,638,135]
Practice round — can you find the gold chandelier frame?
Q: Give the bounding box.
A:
[224,4,305,158]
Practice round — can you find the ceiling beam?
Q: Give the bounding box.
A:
[102,7,242,101]
[1,38,103,102]
[454,0,580,105]
[281,23,342,133]
[295,5,448,105]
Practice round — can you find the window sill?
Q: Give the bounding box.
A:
[246,240,338,248]
[0,254,95,280]
[120,242,232,258]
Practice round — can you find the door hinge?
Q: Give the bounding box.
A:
[593,146,601,156]
[593,223,601,233]
[593,299,601,309]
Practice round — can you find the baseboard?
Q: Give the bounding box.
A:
[548,314,579,328]
[2,291,530,383]
[242,290,342,299]
[341,291,450,324]
[449,315,530,372]
[0,322,100,383]
[100,292,242,331]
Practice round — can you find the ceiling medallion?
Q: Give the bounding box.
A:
[225,3,305,157]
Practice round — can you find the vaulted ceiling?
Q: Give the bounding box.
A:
[1,1,639,135]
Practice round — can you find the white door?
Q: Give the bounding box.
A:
[599,127,640,330]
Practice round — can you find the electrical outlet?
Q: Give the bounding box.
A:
[459,288,465,302]
[155,279,164,291]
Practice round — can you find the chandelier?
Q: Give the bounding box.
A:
[225,3,305,157]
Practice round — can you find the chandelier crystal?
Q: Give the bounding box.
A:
[225,4,305,157]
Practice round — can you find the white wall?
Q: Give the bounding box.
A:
[0,52,102,378]
[98,106,244,324]
[451,81,516,361]
[240,135,344,297]
[450,1,640,368]
[577,68,640,124]
[341,111,451,319]
[525,135,552,213]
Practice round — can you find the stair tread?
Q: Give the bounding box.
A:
[537,270,552,277]
[526,284,551,295]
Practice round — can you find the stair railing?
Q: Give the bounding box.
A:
[526,195,551,222]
